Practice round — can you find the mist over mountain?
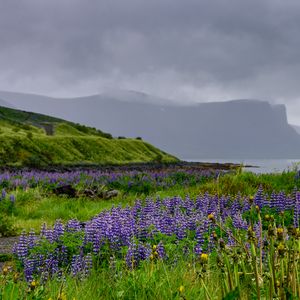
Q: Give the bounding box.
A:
[292,125,300,135]
[0,97,15,109]
[0,90,300,159]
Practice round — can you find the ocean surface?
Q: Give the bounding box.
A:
[184,159,300,174]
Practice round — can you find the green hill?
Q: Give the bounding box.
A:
[0,106,178,166]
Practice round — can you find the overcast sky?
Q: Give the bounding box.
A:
[1,0,300,124]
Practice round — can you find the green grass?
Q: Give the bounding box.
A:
[154,170,300,200]
[8,188,139,233]
[198,170,300,196]
[0,260,228,299]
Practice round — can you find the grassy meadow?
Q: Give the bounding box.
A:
[0,166,299,299]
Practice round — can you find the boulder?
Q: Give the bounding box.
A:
[53,185,77,198]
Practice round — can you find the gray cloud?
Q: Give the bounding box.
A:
[1,0,300,124]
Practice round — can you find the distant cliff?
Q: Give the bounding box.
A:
[293,125,300,135]
[0,90,300,159]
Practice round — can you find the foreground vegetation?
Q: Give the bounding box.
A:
[0,166,300,299]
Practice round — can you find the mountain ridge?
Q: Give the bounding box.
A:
[0,90,299,159]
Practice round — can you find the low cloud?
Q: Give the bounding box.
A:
[1,0,300,123]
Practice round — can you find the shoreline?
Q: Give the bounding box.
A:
[0,161,245,172]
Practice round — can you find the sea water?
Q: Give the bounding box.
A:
[184,159,300,174]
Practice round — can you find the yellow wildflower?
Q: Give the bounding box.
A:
[200,253,208,263]
[57,292,67,300]
[30,280,37,290]
[277,227,284,234]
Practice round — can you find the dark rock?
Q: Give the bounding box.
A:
[83,189,97,198]
[53,185,77,198]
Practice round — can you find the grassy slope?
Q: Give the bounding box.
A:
[0,106,177,165]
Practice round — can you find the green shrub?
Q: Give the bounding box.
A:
[23,154,46,167]
[26,132,33,139]
[0,214,16,237]
[22,124,31,131]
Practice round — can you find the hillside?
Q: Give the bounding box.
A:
[1,90,300,159]
[0,106,177,166]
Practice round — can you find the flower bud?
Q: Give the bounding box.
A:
[208,213,215,222]
[2,267,8,276]
[212,231,218,241]
[200,253,208,264]
[30,280,37,290]
[277,227,284,238]
[277,243,285,256]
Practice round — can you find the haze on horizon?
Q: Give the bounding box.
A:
[1,0,300,125]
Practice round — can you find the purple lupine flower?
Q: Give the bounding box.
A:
[71,254,83,277]
[1,189,6,199]
[14,231,28,261]
[226,230,236,247]
[12,187,300,282]
[24,257,36,282]
[232,213,248,230]
[276,192,286,212]
[44,229,54,243]
[53,220,64,240]
[138,243,151,261]
[45,254,59,276]
[195,225,205,248]
[27,230,37,249]
[254,186,264,209]
[194,244,203,255]
[126,242,138,269]
[254,221,262,248]
[66,219,82,232]
[270,192,277,210]
[9,194,16,204]
[294,192,300,227]
[83,253,93,276]
[157,242,166,259]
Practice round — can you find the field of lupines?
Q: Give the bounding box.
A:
[0,166,221,193]
[1,166,300,299]
[0,165,222,235]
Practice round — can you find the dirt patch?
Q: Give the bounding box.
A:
[0,236,19,254]
[0,237,18,269]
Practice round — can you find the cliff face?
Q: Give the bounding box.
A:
[0,91,300,159]
[293,125,300,135]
